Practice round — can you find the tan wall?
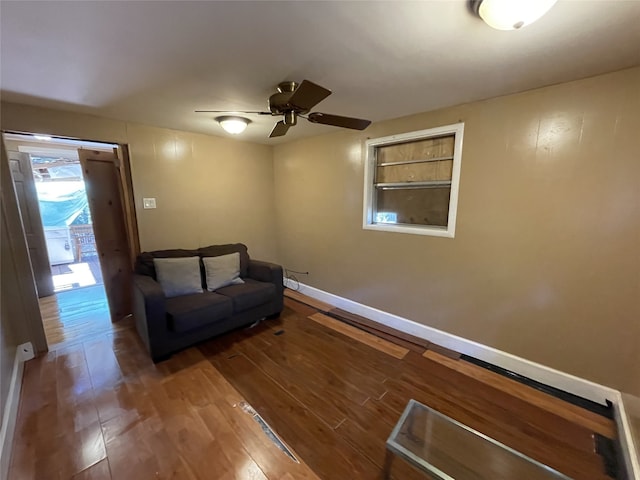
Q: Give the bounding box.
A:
[273,67,640,395]
[1,103,278,261]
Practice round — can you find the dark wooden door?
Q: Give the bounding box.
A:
[78,148,132,322]
[8,151,55,298]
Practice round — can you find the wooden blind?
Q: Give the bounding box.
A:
[374,134,455,227]
[375,134,455,185]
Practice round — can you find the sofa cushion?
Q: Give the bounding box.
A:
[136,248,199,279]
[216,278,276,313]
[198,243,250,278]
[153,257,203,298]
[166,292,233,333]
[203,253,245,291]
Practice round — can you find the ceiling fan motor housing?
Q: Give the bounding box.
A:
[269,90,302,125]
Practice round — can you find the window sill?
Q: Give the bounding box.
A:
[362,223,455,238]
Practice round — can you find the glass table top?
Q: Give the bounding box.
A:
[386,399,572,480]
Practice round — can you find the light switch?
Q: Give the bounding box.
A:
[143,198,157,209]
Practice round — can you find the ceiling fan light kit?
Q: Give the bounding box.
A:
[472,0,558,30]
[216,116,250,134]
[198,79,372,139]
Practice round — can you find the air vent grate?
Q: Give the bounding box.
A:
[237,401,299,463]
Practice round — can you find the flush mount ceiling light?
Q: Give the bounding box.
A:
[216,116,250,134]
[472,0,557,30]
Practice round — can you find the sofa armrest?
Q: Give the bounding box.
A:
[248,260,284,313]
[132,274,168,353]
[248,260,283,286]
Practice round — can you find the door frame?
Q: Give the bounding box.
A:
[2,131,141,330]
[116,145,140,268]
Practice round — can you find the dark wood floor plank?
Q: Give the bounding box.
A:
[329,306,430,352]
[283,296,318,317]
[223,311,391,402]
[197,362,320,480]
[402,351,601,455]
[336,418,427,480]
[424,342,462,359]
[272,317,390,401]
[350,395,405,432]
[425,350,616,438]
[207,351,382,479]
[245,326,375,405]
[309,312,410,359]
[273,311,396,384]
[236,341,349,428]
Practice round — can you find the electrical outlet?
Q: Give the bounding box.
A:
[18,342,34,361]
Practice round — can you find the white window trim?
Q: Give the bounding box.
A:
[362,122,464,238]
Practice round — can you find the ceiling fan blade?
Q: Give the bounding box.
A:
[288,80,331,111]
[195,110,272,115]
[307,112,371,130]
[269,121,290,138]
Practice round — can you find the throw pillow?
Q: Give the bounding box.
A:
[153,257,203,298]
[203,253,245,291]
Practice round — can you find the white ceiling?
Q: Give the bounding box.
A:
[1,1,639,145]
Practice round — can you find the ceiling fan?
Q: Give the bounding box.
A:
[196,79,372,138]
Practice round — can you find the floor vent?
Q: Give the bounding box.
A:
[237,401,299,463]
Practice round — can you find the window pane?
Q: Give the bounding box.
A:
[376,159,453,183]
[376,187,451,227]
[377,135,454,165]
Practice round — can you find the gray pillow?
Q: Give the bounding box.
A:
[153,257,203,298]
[203,253,245,291]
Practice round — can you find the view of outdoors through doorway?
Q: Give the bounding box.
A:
[32,148,100,292]
[4,132,117,346]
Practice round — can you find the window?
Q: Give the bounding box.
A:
[363,122,464,238]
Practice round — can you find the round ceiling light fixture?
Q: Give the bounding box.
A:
[472,0,558,30]
[216,116,250,134]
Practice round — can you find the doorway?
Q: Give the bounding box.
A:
[30,147,102,292]
[3,132,139,347]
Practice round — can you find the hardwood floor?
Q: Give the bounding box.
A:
[39,284,117,347]
[10,319,319,480]
[12,291,618,479]
[205,298,616,480]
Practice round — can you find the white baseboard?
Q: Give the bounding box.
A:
[286,280,616,404]
[0,342,33,479]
